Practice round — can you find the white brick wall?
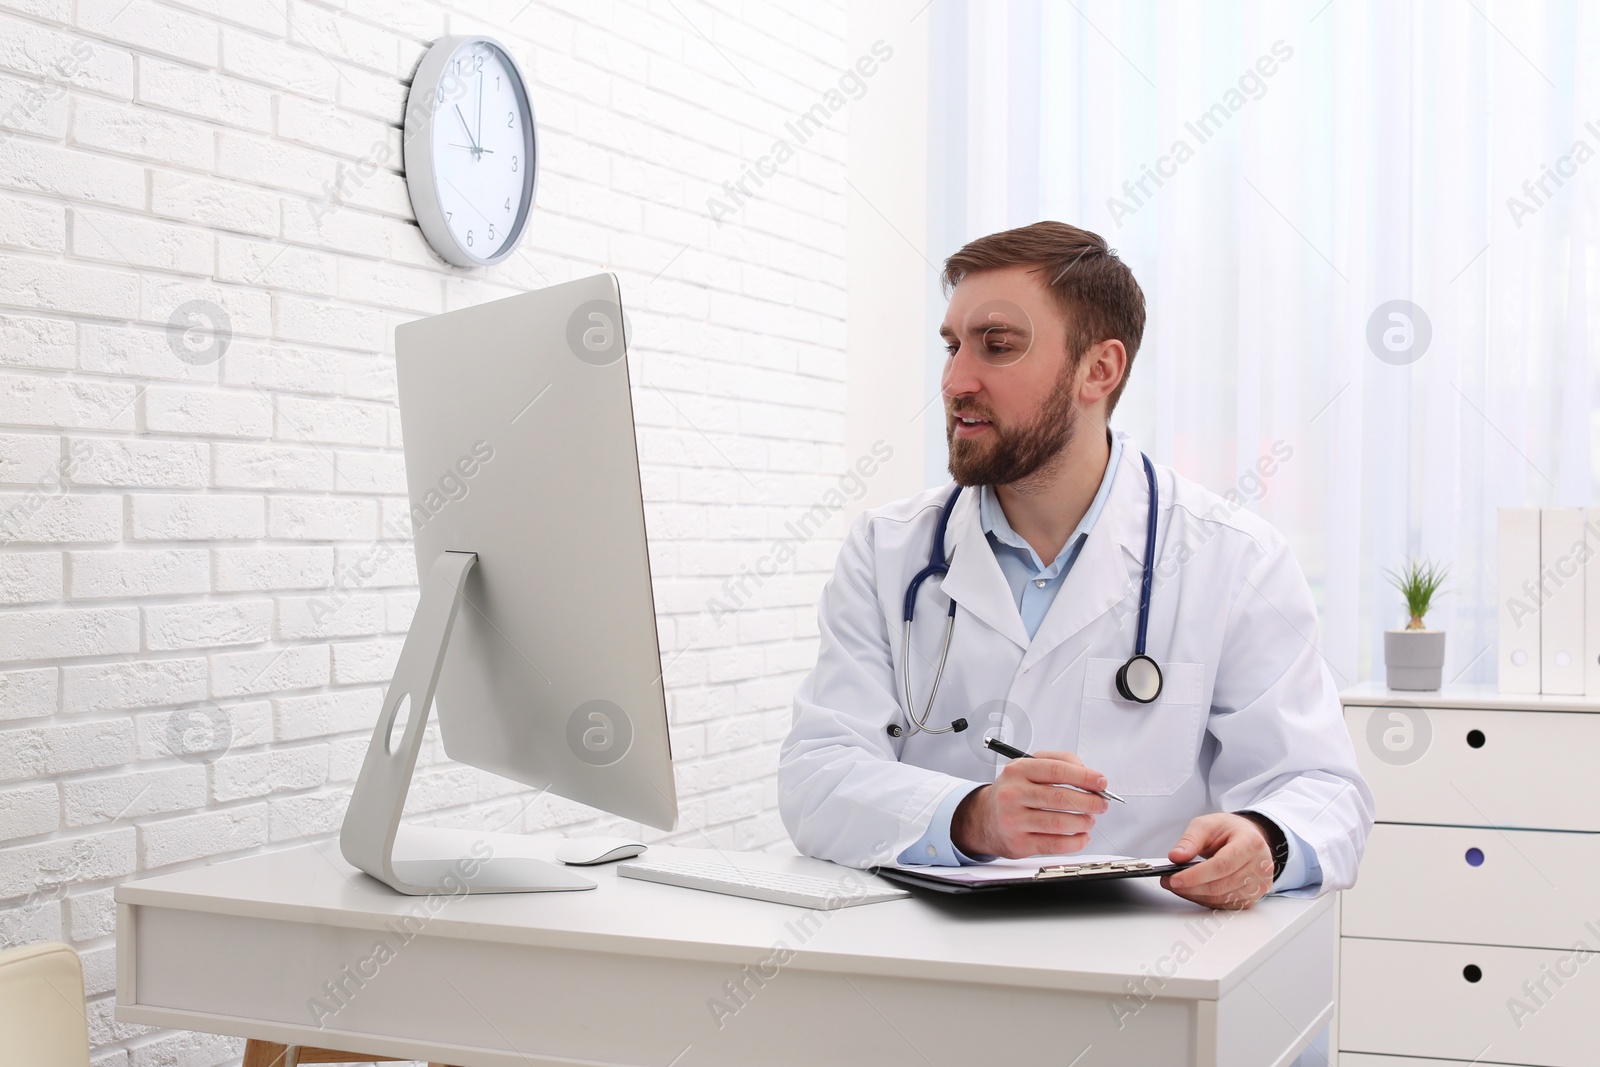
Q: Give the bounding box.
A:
[0,1,863,1064]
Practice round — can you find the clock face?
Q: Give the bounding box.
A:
[406,36,537,267]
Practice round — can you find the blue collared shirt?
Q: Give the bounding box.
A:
[895,434,1320,892]
[980,431,1126,642]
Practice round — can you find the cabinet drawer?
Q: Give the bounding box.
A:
[1343,824,1600,949]
[1340,938,1600,1067]
[1345,704,1600,831]
[1340,1056,1524,1066]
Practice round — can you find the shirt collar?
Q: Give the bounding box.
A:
[978,428,1125,571]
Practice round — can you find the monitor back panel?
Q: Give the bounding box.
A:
[395,272,676,830]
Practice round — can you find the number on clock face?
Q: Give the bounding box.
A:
[430,42,528,261]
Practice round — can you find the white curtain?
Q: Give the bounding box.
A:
[925,0,1600,687]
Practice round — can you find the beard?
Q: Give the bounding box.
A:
[946,364,1078,487]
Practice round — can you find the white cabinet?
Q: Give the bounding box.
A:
[1344,823,1600,948]
[1337,683,1600,1067]
[1342,939,1598,1067]
[1346,704,1600,831]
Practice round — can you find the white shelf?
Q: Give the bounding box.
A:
[1340,679,1600,713]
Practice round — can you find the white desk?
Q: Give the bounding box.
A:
[116,828,1333,1067]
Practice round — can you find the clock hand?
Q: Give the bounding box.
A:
[453,104,479,153]
[476,67,483,150]
[449,144,494,153]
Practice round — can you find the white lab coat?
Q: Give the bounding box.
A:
[779,431,1374,896]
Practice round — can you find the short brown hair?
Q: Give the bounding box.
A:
[941,221,1146,415]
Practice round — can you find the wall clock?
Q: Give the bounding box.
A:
[404,35,537,267]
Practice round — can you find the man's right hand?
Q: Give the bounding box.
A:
[951,750,1109,859]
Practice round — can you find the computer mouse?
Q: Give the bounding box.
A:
[555,836,647,866]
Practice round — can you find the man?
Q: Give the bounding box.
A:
[778,221,1373,908]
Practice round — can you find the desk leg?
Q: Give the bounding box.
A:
[242,1041,292,1067]
[241,1038,462,1067]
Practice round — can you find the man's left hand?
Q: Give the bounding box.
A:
[1160,813,1276,909]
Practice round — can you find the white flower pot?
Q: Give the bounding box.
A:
[1384,628,1446,690]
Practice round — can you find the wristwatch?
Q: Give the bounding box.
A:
[1234,810,1289,884]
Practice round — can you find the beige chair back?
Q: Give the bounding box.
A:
[0,942,93,1067]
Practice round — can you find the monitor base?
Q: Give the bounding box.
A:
[338,550,595,896]
[388,850,595,894]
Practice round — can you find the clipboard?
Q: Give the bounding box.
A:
[872,854,1201,895]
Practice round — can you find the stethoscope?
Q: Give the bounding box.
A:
[887,452,1164,739]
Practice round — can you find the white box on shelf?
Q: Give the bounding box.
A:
[1587,508,1600,696]
[1497,507,1540,693]
[1538,507,1585,695]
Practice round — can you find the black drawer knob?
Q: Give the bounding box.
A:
[1463,964,1482,982]
[1466,729,1486,748]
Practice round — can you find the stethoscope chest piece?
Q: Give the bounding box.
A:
[1115,653,1163,704]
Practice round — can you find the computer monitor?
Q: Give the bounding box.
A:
[340,273,677,895]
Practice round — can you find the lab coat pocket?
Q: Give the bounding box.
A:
[1076,658,1208,796]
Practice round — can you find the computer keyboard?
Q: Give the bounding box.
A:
[616,855,910,909]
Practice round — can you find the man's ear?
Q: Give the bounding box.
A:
[1078,339,1126,406]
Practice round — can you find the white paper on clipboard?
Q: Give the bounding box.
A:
[883,853,1179,886]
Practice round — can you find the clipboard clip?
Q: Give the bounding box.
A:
[1034,860,1154,880]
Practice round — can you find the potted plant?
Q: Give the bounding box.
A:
[1382,557,1449,690]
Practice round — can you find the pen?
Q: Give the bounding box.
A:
[982,737,1127,804]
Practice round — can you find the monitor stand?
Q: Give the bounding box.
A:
[339,550,595,895]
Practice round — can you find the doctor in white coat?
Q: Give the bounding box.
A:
[779,222,1374,908]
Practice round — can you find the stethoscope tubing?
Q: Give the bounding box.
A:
[894,451,1163,739]
[896,484,964,736]
[1133,452,1157,658]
